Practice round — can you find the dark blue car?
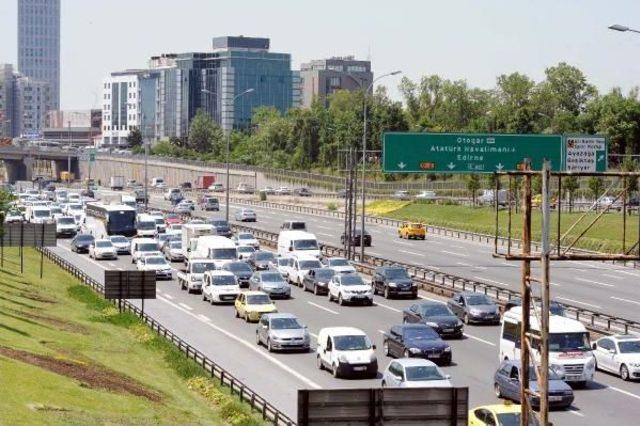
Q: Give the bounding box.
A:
[494,360,574,409]
[383,324,452,365]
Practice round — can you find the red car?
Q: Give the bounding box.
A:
[164,213,183,225]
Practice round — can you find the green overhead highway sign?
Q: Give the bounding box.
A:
[382,132,607,173]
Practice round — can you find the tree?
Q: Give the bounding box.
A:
[621,156,639,196]
[188,110,224,155]
[587,176,604,212]
[563,176,579,213]
[0,190,15,229]
[126,126,143,148]
[466,174,481,205]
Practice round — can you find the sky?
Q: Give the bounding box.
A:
[2,0,640,110]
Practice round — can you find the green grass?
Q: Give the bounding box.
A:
[0,248,265,426]
[369,200,639,253]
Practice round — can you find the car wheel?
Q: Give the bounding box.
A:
[255,332,261,346]
[316,355,324,370]
[383,341,391,357]
[381,380,386,388]
[314,285,319,296]
[267,339,273,352]
[328,292,333,302]
[494,383,502,398]
[235,309,239,318]
[244,313,250,323]
[621,364,630,381]
[202,293,206,301]
[403,349,410,358]
[384,286,391,299]
[332,363,339,378]
[463,313,470,325]
[338,293,345,306]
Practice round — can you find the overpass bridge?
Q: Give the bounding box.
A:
[0,146,80,182]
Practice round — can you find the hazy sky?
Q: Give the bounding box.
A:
[2,0,640,110]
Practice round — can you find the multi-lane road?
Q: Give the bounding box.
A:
[47,189,640,425]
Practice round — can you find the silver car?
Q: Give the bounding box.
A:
[249,271,291,299]
[235,208,257,222]
[382,358,451,388]
[255,313,310,352]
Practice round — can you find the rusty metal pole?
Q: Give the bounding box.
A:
[520,163,532,426]
[494,172,500,254]
[623,177,627,253]
[508,176,513,256]
[540,160,551,425]
[557,175,562,257]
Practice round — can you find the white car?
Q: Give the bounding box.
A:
[322,257,356,275]
[89,239,118,260]
[289,257,322,286]
[202,270,240,304]
[149,214,166,234]
[4,210,24,223]
[275,186,292,195]
[233,232,260,249]
[208,183,224,192]
[55,216,77,237]
[316,327,377,379]
[328,273,373,305]
[593,335,640,381]
[234,208,257,222]
[237,245,256,260]
[109,235,131,254]
[415,190,437,200]
[130,238,160,263]
[137,255,173,280]
[382,358,451,388]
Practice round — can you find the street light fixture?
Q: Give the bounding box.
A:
[201,87,254,221]
[609,24,640,33]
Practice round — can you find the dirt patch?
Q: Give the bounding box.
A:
[0,347,161,402]
[5,308,89,334]
[19,291,57,304]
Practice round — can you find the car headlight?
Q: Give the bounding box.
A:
[550,364,565,376]
[408,347,422,354]
[426,322,439,328]
[388,282,397,288]
[338,354,349,363]
[629,363,640,368]
[586,356,596,369]
[563,390,574,395]
[444,346,451,352]
[470,309,482,316]
[191,276,201,281]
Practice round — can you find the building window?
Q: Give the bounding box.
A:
[329,77,341,87]
[347,65,367,73]
[328,65,343,72]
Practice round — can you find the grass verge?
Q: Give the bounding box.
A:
[0,248,265,426]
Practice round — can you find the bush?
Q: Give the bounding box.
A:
[259,191,267,201]
[326,202,337,211]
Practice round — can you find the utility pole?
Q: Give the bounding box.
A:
[539,160,552,424]
[520,161,532,426]
[67,120,71,175]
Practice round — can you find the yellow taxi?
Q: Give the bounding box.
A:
[398,222,426,240]
[468,403,539,425]
[234,291,277,322]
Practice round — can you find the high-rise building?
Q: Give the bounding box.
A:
[299,56,373,108]
[0,64,17,138]
[18,0,61,110]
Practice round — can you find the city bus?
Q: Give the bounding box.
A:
[85,203,137,237]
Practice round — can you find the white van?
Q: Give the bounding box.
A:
[191,235,237,269]
[130,238,160,263]
[121,195,137,209]
[277,231,320,258]
[500,307,595,385]
[136,214,157,237]
[316,327,377,378]
[28,206,52,223]
[202,270,240,304]
[151,177,165,187]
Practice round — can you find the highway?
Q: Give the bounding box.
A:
[48,192,640,425]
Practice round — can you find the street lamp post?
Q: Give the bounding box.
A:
[202,87,254,221]
[608,24,640,34]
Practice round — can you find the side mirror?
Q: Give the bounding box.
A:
[372,344,377,350]
[289,247,293,252]
[592,343,597,350]
[609,349,616,355]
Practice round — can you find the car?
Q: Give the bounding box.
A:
[130,238,160,263]
[155,232,173,249]
[256,313,310,352]
[164,213,183,226]
[593,335,640,381]
[164,188,182,201]
[89,239,118,260]
[200,196,219,211]
[180,182,192,191]
[274,186,292,195]
[293,187,312,197]
[340,228,372,247]
[208,218,232,238]
[234,291,277,322]
[248,250,276,271]
[280,220,307,232]
[382,325,451,365]
[70,233,95,253]
[181,199,196,210]
[447,292,500,325]
[4,210,24,223]
[236,183,254,194]
[328,273,373,305]
[208,183,224,192]
[415,190,437,200]
[494,360,574,409]
[202,270,240,304]
[372,266,417,299]
[55,215,77,237]
[398,222,426,240]
[316,327,377,379]
[322,257,356,275]
[136,255,173,280]
[80,189,95,198]
[402,301,463,338]
[163,240,184,262]
[273,256,291,276]
[288,257,323,286]
[302,267,336,295]
[249,271,291,299]
[234,208,257,222]
[232,232,260,249]
[222,261,254,288]
[468,404,536,426]
[109,235,131,254]
[260,186,275,195]
[174,201,193,215]
[236,245,256,260]
[392,190,411,200]
[504,298,566,317]
[382,358,451,388]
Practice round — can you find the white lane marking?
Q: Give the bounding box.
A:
[568,409,584,417]
[378,330,386,334]
[178,303,193,311]
[117,267,124,271]
[307,301,339,315]
[575,277,614,288]
[108,262,117,267]
[198,314,211,322]
[315,225,332,230]
[374,301,402,313]
[366,251,384,257]
[418,294,443,302]
[396,241,413,246]
[401,250,423,256]
[310,332,318,339]
[164,294,174,300]
[474,276,511,287]
[610,296,640,306]
[442,250,467,257]
[157,295,321,389]
[457,262,487,270]
[426,265,441,271]
[608,385,640,401]
[317,232,333,237]
[613,269,640,278]
[463,333,496,346]
[556,297,601,309]
[57,244,108,271]
[602,273,624,280]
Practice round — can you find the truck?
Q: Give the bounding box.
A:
[182,223,215,266]
[176,259,218,293]
[196,175,216,190]
[110,175,125,191]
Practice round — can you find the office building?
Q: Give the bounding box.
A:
[43,109,101,147]
[18,0,61,110]
[0,64,51,138]
[299,56,373,108]
[0,64,17,138]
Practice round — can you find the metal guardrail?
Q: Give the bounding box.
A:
[38,246,295,426]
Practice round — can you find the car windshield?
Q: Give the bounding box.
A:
[299,260,321,269]
[261,273,285,283]
[211,275,236,286]
[405,366,447,381]
[68,204,82,211]
[618,341,640,353]
[549,332,591,352]
[329,258,350,266]
[154,218,164,225]
[421,304,453,317]
[226,263,252,273]
[277,258,289,266]
[58,217,75,224]
[293,239,318,250]
[210,248,237,259]
[166,214,179,220]
[111,236,128,243]
[76,235,94,242]
[138,221,155,230]
[528,368,562,381]
[34,210,50,217]
[238,246,255,253]
[315,269,335,280]
[170,242,182,249]
[334,335,372,351]
[211,220,228,227]
[238,234,253,240]
[138,243,158,251]
[340,275,364,286]
[466,294,493,305]
[192,263,217,273]
[271,317,302,330]
[146,257,166,265]
[404,328,439,341]
[385,268,409,280]
[170,224,182,230]
[50,207,62,214]
[246,294,272,305]
[255,252,274,261]
[95,241,112,248]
